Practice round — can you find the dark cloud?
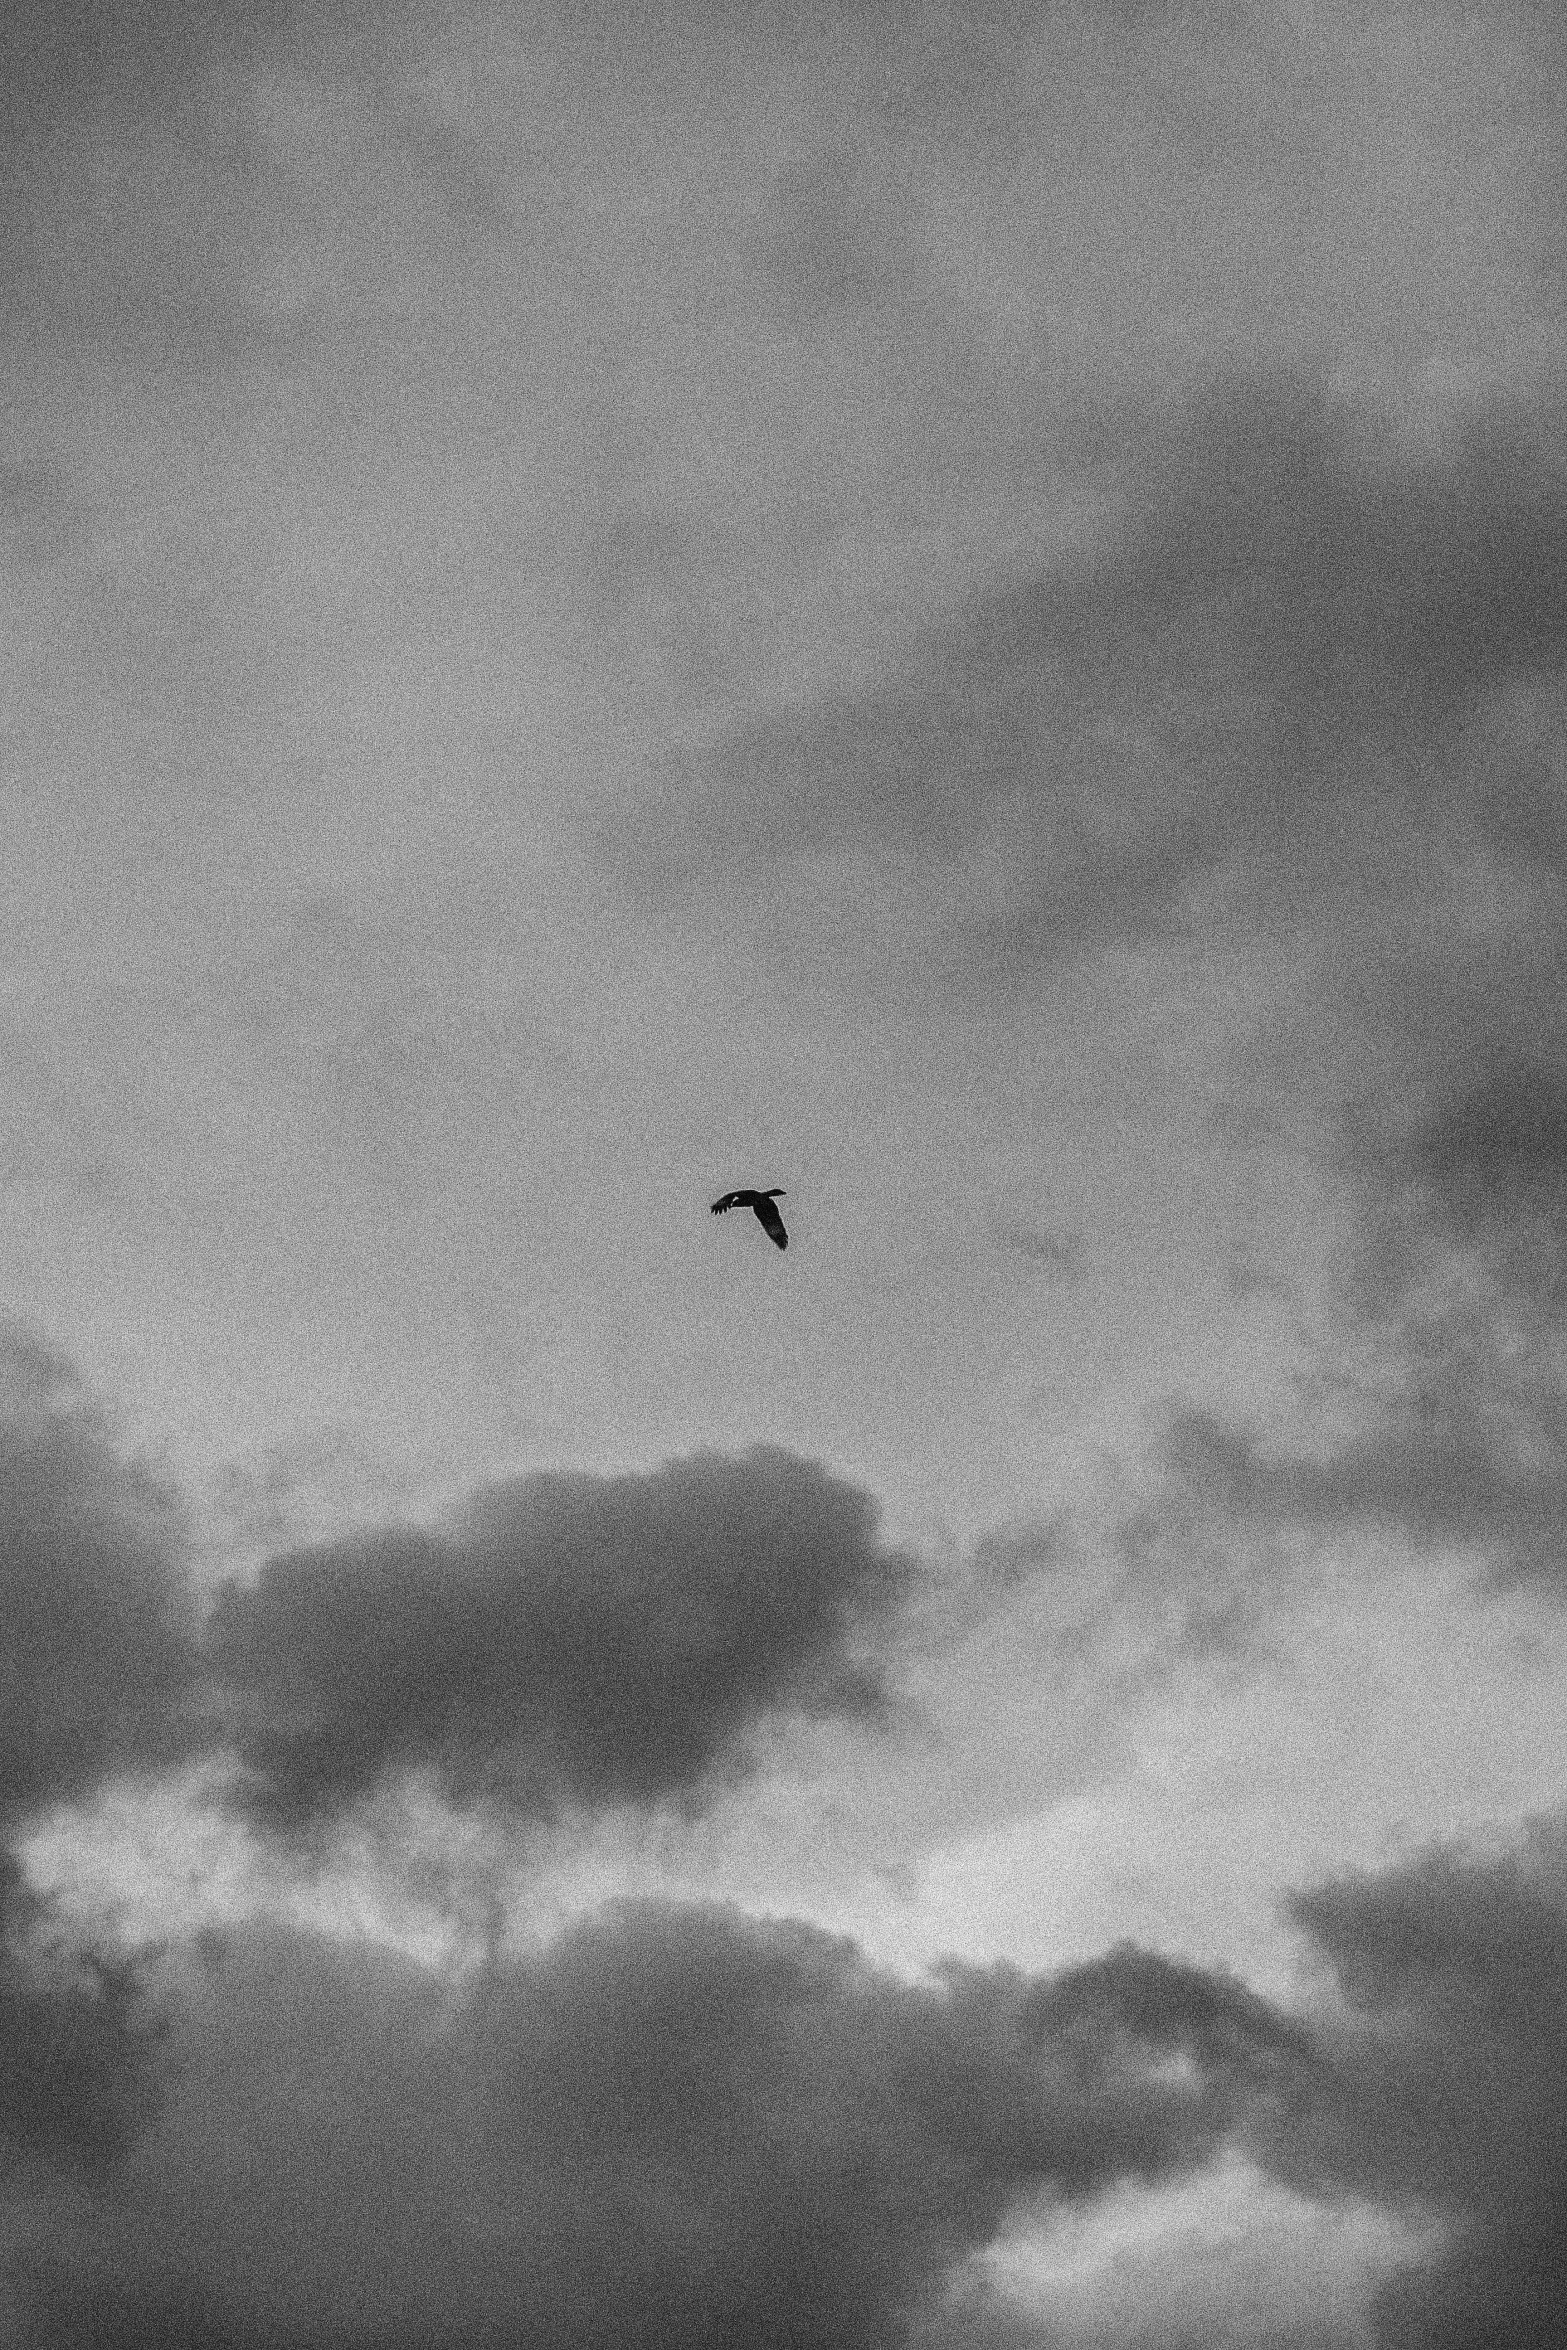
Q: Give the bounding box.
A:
[3,1898,1314,2349]
[1008,1939,1319,2172]
[0,1851,165,2179]
[0,1316,933,1833]
[0,1325,202,1816]
[1276,1819,1567,2350]
[207,1445,918,1834]
[618,372,1567,967]
[14,1821,1563,2350]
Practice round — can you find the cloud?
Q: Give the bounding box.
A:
[1412,1062,1567,1236]
[17,1826,1560,2350]
[1276,1817,1567,2350]
[617,370,1567,971]
[0,1851,165,2180]
[1348,1060,1567,1325]
[1157,1379,1567,1589]
[1140,1055,1567,1596]
[2,1898,1315,2349]
[36,1811,1567,2350]
[0,0,518,417]
[206,1445,919,1834]
[0,1318,935,1836]
[1149,1021,1567,1596]
[0,1325,202,1817]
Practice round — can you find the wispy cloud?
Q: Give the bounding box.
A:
[1127,1043,1567,1604]
[613,371,1567,978]
[1158,1373,1567,1591]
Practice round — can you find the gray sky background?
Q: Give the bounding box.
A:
[3,2,1566,2344]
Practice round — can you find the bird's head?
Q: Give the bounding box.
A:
[764,1187,786,1197]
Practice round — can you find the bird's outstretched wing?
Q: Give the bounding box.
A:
[753,1196,788,1249]
[710,1192,745,1215]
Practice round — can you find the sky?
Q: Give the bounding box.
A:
[2,0,1565,2343]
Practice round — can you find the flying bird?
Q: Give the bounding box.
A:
[710,1187,788,1249]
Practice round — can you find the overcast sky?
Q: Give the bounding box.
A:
[3,1,1566,2344]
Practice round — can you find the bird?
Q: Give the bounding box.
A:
[710,1187,788,1249]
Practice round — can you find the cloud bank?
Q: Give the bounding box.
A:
[2,1895,1315,2350]
[10,1820,1567,2350]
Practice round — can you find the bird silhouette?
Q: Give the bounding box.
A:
[710,1187,788,1249]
